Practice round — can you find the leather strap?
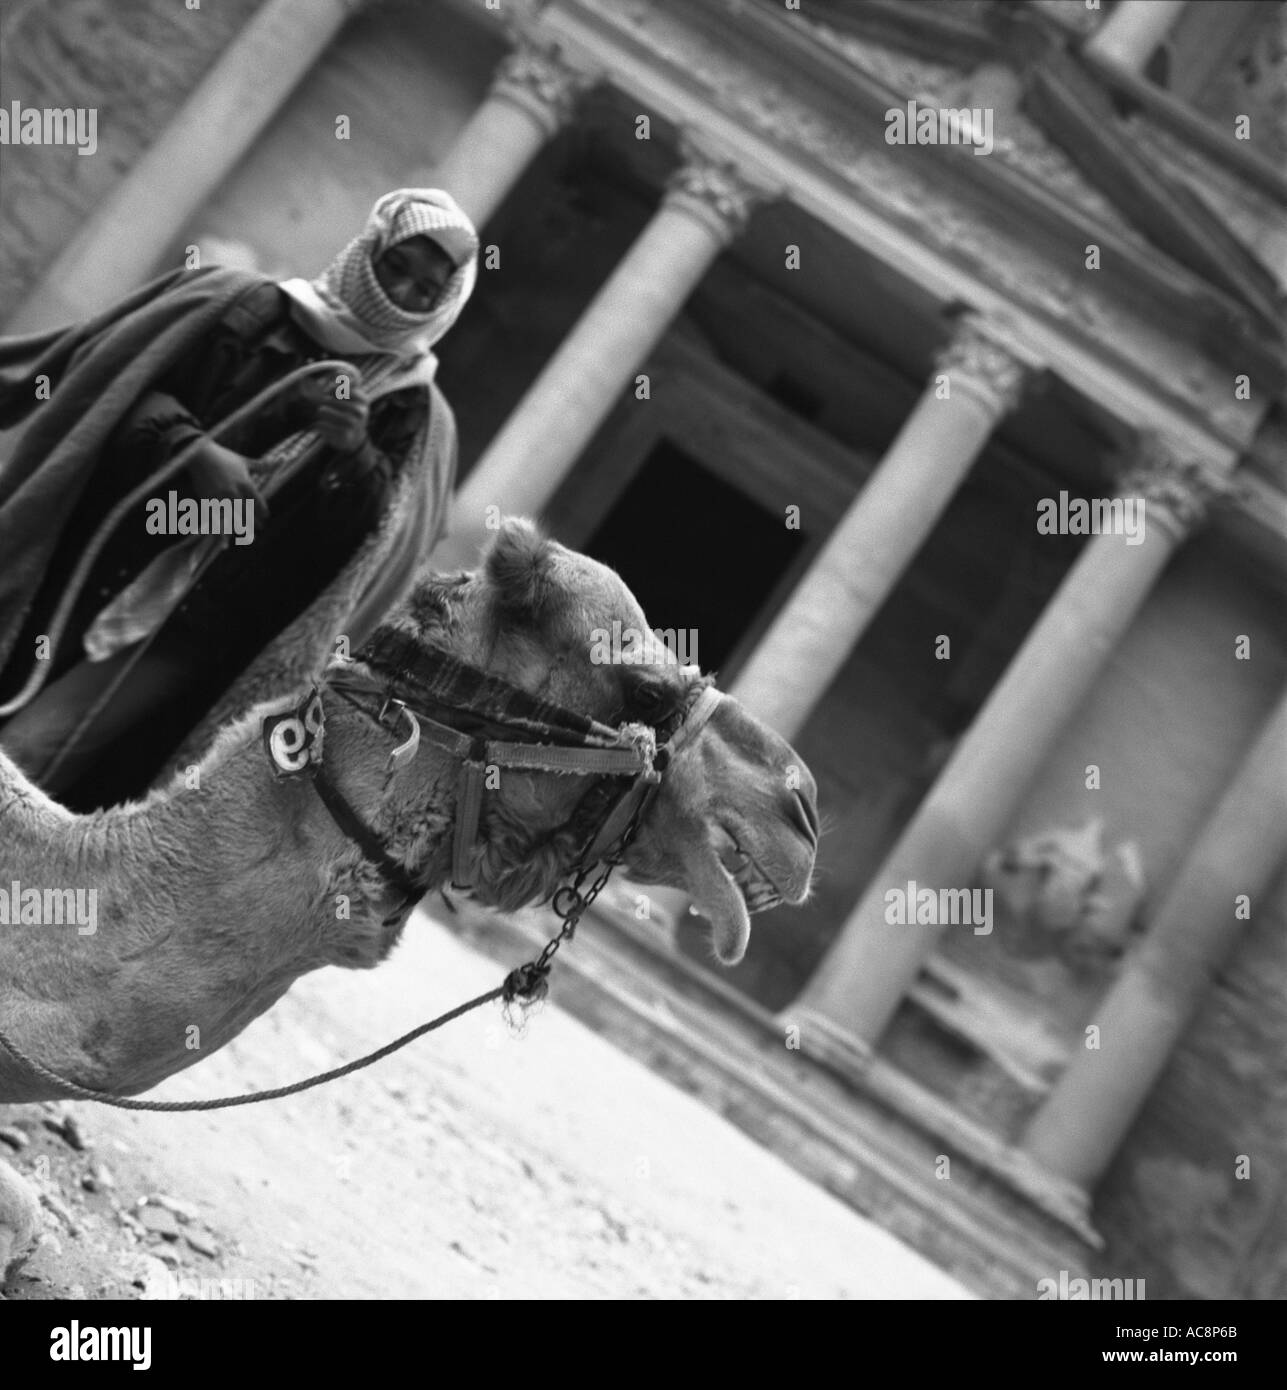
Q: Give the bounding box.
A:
[452,754,487,888]
[577,771,662,871]
[664,685,722,758]
[312,765,428,926]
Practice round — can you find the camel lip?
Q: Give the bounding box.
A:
[715,822,786,913]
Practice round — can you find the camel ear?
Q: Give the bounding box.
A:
[484,517,557,619]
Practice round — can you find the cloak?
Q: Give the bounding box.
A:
[0,266,457,781]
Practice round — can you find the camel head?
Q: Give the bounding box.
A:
[371,518,818,964]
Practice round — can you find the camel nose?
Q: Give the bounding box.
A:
[785,787,819,847]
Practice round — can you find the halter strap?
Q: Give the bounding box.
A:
[572,686,723,871]
[301,655,722,913]
[312,766,429,923]
[664,684,722,758]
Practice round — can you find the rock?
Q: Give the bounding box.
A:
[148,1193,199,1224]
[39,1192,79,1236]
[18,1241,62,1284]
[36,1232,63,1259]
[42,1113,87,1151]
[184,1228,219,1258]
[136,1203,181,1240]
[81,1163,116,1193]
[129,1253,174,1300]
[0,1125,29,1151]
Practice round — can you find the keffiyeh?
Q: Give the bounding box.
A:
[279,188,479,387]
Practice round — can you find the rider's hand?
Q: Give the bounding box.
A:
[298,370,370,455]
[188,440,269,523]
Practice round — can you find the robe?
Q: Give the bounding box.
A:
[0,266,458,801]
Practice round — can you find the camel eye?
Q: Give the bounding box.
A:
[628,681,668,720]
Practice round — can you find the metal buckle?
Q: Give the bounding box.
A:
[386,706,421,773]
[378,695,406,727]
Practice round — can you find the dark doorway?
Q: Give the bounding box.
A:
[581,440,799,673]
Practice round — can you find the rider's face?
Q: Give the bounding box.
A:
[372,236,456,313]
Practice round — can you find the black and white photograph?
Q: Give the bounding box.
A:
[0,0,1283,1351]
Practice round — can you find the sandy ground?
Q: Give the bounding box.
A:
[1,907,970,1301]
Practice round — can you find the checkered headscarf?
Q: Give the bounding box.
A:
[280,188,479,375]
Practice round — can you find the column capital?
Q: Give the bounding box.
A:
[663,135,779,246]
[489,36,595,138]
[1113,432,1230,540]
[933,312,1040,418]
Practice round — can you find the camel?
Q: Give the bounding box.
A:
[0,517,818,1275]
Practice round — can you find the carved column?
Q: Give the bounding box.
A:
[431,139,772,570]
[733,314,1036,739]
[431,38,593,228]
[789,435,1229,1066]
[1084,0,1189,74]
[5,0,368,331]
[1024,684,1287,1192]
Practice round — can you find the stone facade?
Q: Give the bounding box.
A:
[2,0,1285,1298]
[0,0,261,315]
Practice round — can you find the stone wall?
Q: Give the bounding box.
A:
[174,0,500,283]
[941,527,1287,1040]
[964,526,1287,1295]
[0,0,259,317]
[1095,862,1287,1298]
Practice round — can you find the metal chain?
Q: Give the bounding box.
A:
[500,817,641,1017]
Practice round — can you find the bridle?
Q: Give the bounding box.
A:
[271,630,723,929]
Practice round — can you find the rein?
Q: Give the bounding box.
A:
[0,642,723,1111]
